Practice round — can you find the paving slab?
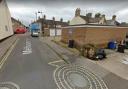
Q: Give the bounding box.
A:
[0,35,17,61]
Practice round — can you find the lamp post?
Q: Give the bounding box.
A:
[37,11,43,36]
[35,12,38,21]
[38,11,43,18]
[52,17,57,40]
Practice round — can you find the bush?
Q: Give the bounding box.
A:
[81,44,97,59]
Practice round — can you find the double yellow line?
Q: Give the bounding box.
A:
[0,39,19,69]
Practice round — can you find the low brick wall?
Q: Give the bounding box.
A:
[61,25,128,49]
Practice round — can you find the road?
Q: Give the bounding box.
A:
[0,34,127,89]
[0,34,61,89]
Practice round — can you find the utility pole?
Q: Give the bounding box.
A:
[35,12,37,21]
[37,11,43,37]
[38,11,43,18]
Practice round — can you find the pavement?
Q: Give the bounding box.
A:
[96,52,128,80]
[0,35,17,61]
[41,37,128,89]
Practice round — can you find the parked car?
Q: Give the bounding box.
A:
[15,27,27,34]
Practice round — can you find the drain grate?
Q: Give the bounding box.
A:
[0,82,20,89]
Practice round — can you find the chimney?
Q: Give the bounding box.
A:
[99,14,106,25]
[112,15,116,21]
[60,18,63,22]
[44,15,46,20]
[67,20,70,24]
[53,17,55,21]
[38,16,40,20]
[75,8,81,17]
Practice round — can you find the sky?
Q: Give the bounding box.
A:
[6,0,128,26]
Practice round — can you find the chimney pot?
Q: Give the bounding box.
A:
[53,17,55,21]
[60,18,63,22]
[75,8,81,17]
[44,15,46,19]
[112,15,116,21]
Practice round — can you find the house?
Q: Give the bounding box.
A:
[99,15,120,26]
[36,15,68,36]
[0,0,13,40]
[70,8,120,26]
[69,8,101,25]
[11,17,24,32]
[120,22,128,27]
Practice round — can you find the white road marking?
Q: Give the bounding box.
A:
[54,65,108,89]
[22,39,32,55]
[0,82,20,89]
[122,57,128,64]
[0,39,19,69]
[48,60,64,67]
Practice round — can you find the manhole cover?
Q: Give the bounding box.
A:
[0,82,20,89]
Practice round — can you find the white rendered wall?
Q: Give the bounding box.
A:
[0,0,13,40]
[69,16,87,25]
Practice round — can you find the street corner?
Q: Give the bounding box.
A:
[54,64,108,89]
[0,82,20,89]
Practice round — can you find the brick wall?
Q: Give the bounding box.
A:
[61,26,128,48]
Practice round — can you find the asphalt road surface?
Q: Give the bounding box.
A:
[0,34,127,89]
[0,34,61,89]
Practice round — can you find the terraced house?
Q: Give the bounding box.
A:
[36,15,68,36]
[0,0,13,40]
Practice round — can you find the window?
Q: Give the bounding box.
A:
[5,25,8,31]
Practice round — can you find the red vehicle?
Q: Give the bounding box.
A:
[15,27,27,34]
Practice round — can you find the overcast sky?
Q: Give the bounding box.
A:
[6,0,128,26]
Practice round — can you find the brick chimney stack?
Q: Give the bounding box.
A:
[38,16,40,20]
[60,18,63,22]
[75,8,81,17]
[53,17,55,21]
[99,14,106,25]
[112,15,116,21]
[44,15,46,20]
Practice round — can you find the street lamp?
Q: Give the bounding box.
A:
[35,11,43,21]
[37,11,43,34]
[38,11,43,18]
[52,17,57,40]
[35,12,37,21]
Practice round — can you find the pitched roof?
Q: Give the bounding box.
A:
[37,18,68,27]
[120,23,128,27]
[106,20,120,26]
[11,17,21,24]
[80,15,100,23]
